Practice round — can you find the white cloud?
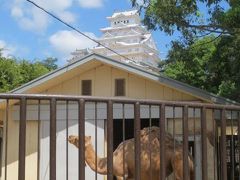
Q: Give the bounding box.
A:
[11,6,23,18]
[10,0,105,33]
[78,0,104,8]
[35,0,72,11]
[11,0,76,33]
[58,11,76,23]
[49,30,97,57]
[0,40,29,58]
[0,40,16,58]
[17,7,49,33]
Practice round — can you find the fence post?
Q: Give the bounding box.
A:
[159,104,166,180]
[18,98,27,180]
[183,105,189,180]
[37,100,41,180]
[79,99,85,180]
[134,102,141,180]
[107,100,113,180]
[220,109,227,180]
[201,107,207,180]
[238,111,240,180]
[50,98,56,180]
[4,100,9,180]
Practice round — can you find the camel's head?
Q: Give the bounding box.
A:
[68,135,92,147]
[85,136,92,146]
[68,135,79,147]
[68,135,92,167]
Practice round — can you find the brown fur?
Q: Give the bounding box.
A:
[68,126,194,180]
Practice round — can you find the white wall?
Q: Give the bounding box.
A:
[40,119,106,180]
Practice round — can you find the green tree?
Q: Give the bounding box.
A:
[209,34,240,100]
[132,0,240,102]
[40,57,58,70]
[0,52,58,92]
[0,57,21,92]
[163,35,240,102]
[18,60,50,85]
[132,0,240,39]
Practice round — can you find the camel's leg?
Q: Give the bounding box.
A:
[171,152,194,180]
[116,176,123,180]
[115,176,131,180]
[171,151,183,180]
[188,157,194,180]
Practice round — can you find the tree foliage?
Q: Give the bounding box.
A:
[132,0,240,39]
[162,35,240,102]
[132,0,240,102]
[39,57,58,71]
[0,53,58,93]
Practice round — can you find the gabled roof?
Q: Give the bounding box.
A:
[11,53,239,105]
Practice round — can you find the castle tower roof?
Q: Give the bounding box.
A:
[70,10,161,70]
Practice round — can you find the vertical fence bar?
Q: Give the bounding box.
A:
[183,105,189,180]
[172,106,176,180]
[66,101,69,180]
[95,102,98,180]
[134,102,141,180]
[37,100,41,180]
[230,111,234,179]
[217,119,221,180]
[18,97,27,180]
[212,109,216,180]
[79,99,85,180]
[159,104,165,180]
[193,108,196,180]
[107,100,113,180]
[238,111,240,180]
[4,100,9,180]
[220,109,227,180]
[50,98,56,180]
[122,104,126,180]
[149,105,152,180]
[201,107,208,180]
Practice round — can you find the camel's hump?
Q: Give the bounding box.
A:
[140,126,181,146]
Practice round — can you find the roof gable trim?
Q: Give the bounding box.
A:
[11,53,239,105]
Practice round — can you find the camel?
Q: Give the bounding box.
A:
[68,126,194,180]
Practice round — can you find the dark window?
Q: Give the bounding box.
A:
[81,80,92,96]
[115,79,125,96]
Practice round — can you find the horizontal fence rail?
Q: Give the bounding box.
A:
[0,93,239,180]
[0,93,240,109]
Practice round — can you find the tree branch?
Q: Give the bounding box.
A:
[189,32,223,49]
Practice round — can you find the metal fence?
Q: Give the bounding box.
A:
[0,93,240,180]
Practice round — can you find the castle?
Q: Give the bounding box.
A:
[70,10,160,69]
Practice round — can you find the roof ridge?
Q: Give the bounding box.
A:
[9,53,240,105]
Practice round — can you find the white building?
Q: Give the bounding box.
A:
[70,10,160,69]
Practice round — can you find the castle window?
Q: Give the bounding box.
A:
[81,80,92,96]
[115,79,125,96]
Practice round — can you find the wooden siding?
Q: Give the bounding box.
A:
[44,64,199,101]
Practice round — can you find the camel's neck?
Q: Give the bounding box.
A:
[85,143,108,175]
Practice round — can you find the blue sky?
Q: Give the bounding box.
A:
[0,0,181,65]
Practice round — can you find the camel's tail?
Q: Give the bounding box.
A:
[188,156,195,180]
